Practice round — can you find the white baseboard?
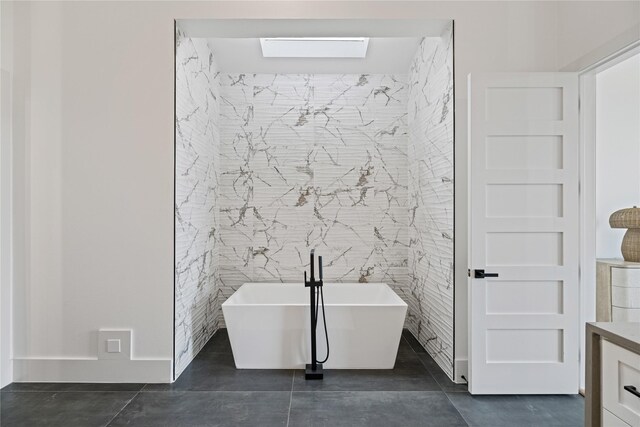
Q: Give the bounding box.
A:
[454,358,468,384]
[0,359,12,388]
[12,357,172,383]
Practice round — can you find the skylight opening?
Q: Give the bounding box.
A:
[259,37,370,58]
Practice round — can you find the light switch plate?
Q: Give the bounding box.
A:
[98,330,131,360]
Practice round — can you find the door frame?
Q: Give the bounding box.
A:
[577,41,640,391]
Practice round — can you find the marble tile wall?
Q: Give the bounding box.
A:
[217,74,412,325]
[174,32,454,380]
[407,24,455,378]
[174,31,221,377]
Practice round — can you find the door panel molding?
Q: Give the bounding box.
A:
[468,72,579,394]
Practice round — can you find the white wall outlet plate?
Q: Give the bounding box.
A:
[98,330,131,360]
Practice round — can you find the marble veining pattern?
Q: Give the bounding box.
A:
[218,74,412,325]
[407,24,455,378]
[175,32,455,381]
[174,31,221,377]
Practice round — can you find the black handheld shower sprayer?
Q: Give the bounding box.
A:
[304,249,329,380]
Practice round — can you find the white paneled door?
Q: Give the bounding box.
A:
[468,73,579,394]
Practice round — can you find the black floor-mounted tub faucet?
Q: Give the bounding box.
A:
[305,249,328,380]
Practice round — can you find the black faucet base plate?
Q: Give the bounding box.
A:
[305,363,324,380]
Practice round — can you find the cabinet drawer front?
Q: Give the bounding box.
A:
[603,408,632,427]
[602,339,640,426]
[612,287,640,308]
[611,267,640,288]
[612,307,640,322]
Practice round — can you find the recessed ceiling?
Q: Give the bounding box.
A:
[209,37,420,74]
[177,18,451,74]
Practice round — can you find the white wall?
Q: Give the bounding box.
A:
[4,0,639,383]
[6,1,176,382]
[595,53,640,259]
[558,1,640,71]
[1,0,15,388]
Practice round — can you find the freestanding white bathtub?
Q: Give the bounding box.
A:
[221,283,408,369]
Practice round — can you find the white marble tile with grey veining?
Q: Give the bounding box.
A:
[407,24,455,378]
[218,73,410,326]
[174,30,221,377]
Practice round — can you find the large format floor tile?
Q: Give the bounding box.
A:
[1,391,137,427]
[446,393,584,427]
[512,395,585,426]
[1,382,145,392]
[292,342,440,392]
[200,329,233,354]
[0,329,585,427]
[402,330,468,393]
[288,391,468,427]
[143,352,294,392]
[416,352,468,393]
[402,329,427,354]
[108,391,291,427]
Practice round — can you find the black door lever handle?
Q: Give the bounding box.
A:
[474,269,499,279]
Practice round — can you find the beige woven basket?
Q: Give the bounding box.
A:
[610,206,640,262]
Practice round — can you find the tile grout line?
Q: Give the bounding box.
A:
[415,353,445,390]
[407,332,458,386]
[0,390,142,393]
[292,390,446,394]
[103,389,141,427]
[442,391,471,427]
[405,333,457,393]
[402,333,418,354]
[405,332,467,393]
[286,370,295,427]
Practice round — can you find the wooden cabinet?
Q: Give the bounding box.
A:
[602,339,640,426]
[597,259,640,322]
[603,408,632,427]
[585,323,640,427]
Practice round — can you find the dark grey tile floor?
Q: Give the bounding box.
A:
[1,329,584,427]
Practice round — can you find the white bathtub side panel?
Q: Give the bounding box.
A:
[222,304,407,369]
[317,305,408,369]
[223,305,309,369]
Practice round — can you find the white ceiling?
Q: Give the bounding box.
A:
[178,18,450,74]
[209,37,421,74]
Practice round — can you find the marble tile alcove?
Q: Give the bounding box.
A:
[174,22,454,380]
